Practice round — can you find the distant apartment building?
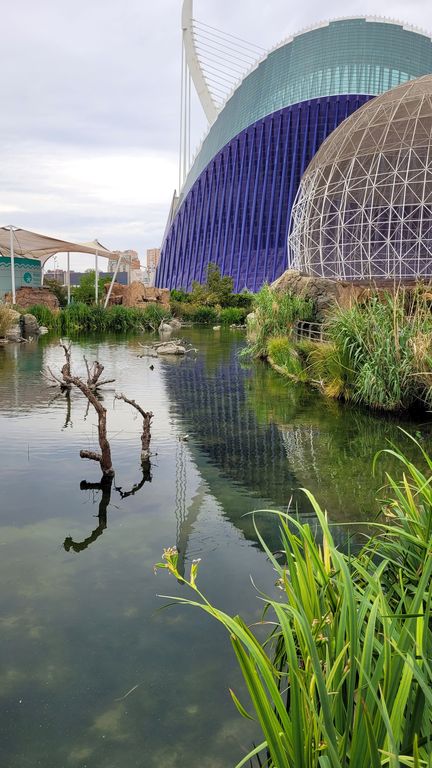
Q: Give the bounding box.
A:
[146,248,161,271]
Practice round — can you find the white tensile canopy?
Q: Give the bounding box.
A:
[0,226,124,306]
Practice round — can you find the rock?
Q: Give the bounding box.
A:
[168,317,182,329]
[156,342,186,356]
[104,281,170,308]
[213,325,221,331]
[270,270,365,320]
[6,324,22,342]
[21,314,40,337]
[39,326,49,335]
[4,286,59,311]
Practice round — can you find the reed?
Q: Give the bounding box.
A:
[157,438,432,767]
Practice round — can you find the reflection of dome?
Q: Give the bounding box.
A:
[289,75,432,281]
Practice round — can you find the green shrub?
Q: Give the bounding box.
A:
[170,288,190,303]
[227,292,254,310]
[247,284,315,357]
[157,439,432,768]
[189,305,218,324]
[219,307,248,325]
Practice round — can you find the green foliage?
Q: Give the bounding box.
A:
[188,305,219,324]
[326,291,432,411]
[219,307,248,326]
[0,305,18,337]
[247,284,315,357]
[25,303,170,334]
[157,438,432,768]
[228,293,254,310]
[170,288,190,303]
[189,263,235,307]
[72,270,111,305]
[267,336,307,381]
[44,278,68,308]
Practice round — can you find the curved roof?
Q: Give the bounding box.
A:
[181,17,432,199]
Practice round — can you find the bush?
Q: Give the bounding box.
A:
[26,304,61,332]
[170,289,190,303]
[0,306,18,337]
[219,307,248,325]
[247,284,315,357]
[189,305,218,324]
[157,439,432,768]
[227,292,254,309]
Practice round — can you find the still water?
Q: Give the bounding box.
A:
[0,328,430,767]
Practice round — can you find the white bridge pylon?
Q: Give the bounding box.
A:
[178,0,264,190]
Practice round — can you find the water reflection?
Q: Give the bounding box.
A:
[64,477,113,553]
[1,331,432,768]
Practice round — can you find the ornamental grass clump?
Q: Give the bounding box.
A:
[247,285,314,358]
[0,305,18,337]
[157,437,432,768]
[326,290,432,411]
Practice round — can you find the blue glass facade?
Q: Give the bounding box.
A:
[157,94,372,291]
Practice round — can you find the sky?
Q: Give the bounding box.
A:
[2,0,432,270]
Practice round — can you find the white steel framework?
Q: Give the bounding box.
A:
[289,75,432,281]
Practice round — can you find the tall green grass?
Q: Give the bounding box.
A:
[247,285,314,358]
[325,291,432,411]
[157,437,432,767]
[26,303,170,334]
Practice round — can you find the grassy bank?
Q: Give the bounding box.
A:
[248,286,432,412]
[25,303,171,333]
[157,438,432,767]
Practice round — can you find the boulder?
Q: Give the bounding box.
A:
[156,342,186,356]
[4,286,59,311]
[21,314,40,337]
[6,324,22,342]
[168,317,182,329]
[104,281,170,309]
[271,270,365,320]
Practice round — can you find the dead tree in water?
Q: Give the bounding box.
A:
[43,343,114,392]
[115,393,153,462]
[83,355,115,391]
[65,374,115,476]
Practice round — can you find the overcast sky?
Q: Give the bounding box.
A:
[2,0,432,269]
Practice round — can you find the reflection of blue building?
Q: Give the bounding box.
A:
[156,18,432,292]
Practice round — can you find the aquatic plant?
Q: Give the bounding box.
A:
[267,336,307,381]
[26,303,170,334]
[157,439,432,767]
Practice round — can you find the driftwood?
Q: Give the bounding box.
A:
[115,393,153,461]
[138,338,198,357]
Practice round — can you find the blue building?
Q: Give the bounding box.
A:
[156,17,432,292]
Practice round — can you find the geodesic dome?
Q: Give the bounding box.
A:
[289,74,432,281]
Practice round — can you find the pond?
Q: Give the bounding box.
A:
[1,328,431,767]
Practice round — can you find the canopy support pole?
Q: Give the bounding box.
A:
[67,252,71,305]
[9,226,16,305]
[95,251,99,304]
[104,254,124,309]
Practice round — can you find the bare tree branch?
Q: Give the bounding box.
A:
[115,393,153,461]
